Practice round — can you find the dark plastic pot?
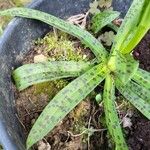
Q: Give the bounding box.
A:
[0,0,132,149]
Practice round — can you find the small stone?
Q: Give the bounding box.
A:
[122,116,132,128]
[31,119,36,125]
[37,50,42,54]
[127,109,133,117]
[34,54,47,63]
[37,140,51,150]
[134,52,140,57]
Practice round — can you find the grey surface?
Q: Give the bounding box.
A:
[0,0,132,149]
[112,0,132,17]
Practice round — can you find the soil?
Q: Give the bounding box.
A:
[133,30,150,72]
[127,112,150,150]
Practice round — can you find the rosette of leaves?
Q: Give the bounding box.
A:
[0,0,150,149]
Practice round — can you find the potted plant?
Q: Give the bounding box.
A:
[0,0,149,150]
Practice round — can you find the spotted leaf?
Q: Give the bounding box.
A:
[127,81,150,103]
[108,53,139,84]
[117,80,150,120]
[0,8,108,62]
[26,63,109,149]
[111,0,145,53]
[103,75,128,150]
[91,10,120,33]
[13,61,93,91]
[121,1,150,54]
[132,68,150,89]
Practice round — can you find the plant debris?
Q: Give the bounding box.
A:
[98,31,115,46]
[89,1,100,14]
[98,0,112,8]
[67,12,89,29]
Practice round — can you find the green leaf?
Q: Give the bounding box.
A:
[108,53,139,84]
[103,75,128,150]
[107,22,119,32]
[26,63,109,149]
[0,8,108,62]
[121,1,150,54]
[91,10,120,33]
[132,68,150,89]
[139,1,150,28]
[12,61,93,91]
[127,81,150,103]
[111,0,145,53]
[117,81,150,120]
[119,27,137,53]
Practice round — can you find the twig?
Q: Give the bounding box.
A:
[28,97,37,107]
[67,11,89,29]
[15,114,26,130]
[53,27,58,40]
[67,130,87,137]
[87,116,92,150]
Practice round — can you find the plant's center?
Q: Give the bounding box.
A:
[106,52,139,85]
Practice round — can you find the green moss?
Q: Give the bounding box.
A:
[35,31,87,61]
[0,16,11,35]
[0,145,3,150]
[70,100,90,134]
[34,82,56,97]
[34,79,68,100]
[53,80,69,89]
[0,0,32,35]
[11,0,32,6]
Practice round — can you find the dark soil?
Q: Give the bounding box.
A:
[127,112,150,150]
[133,30,150,72]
